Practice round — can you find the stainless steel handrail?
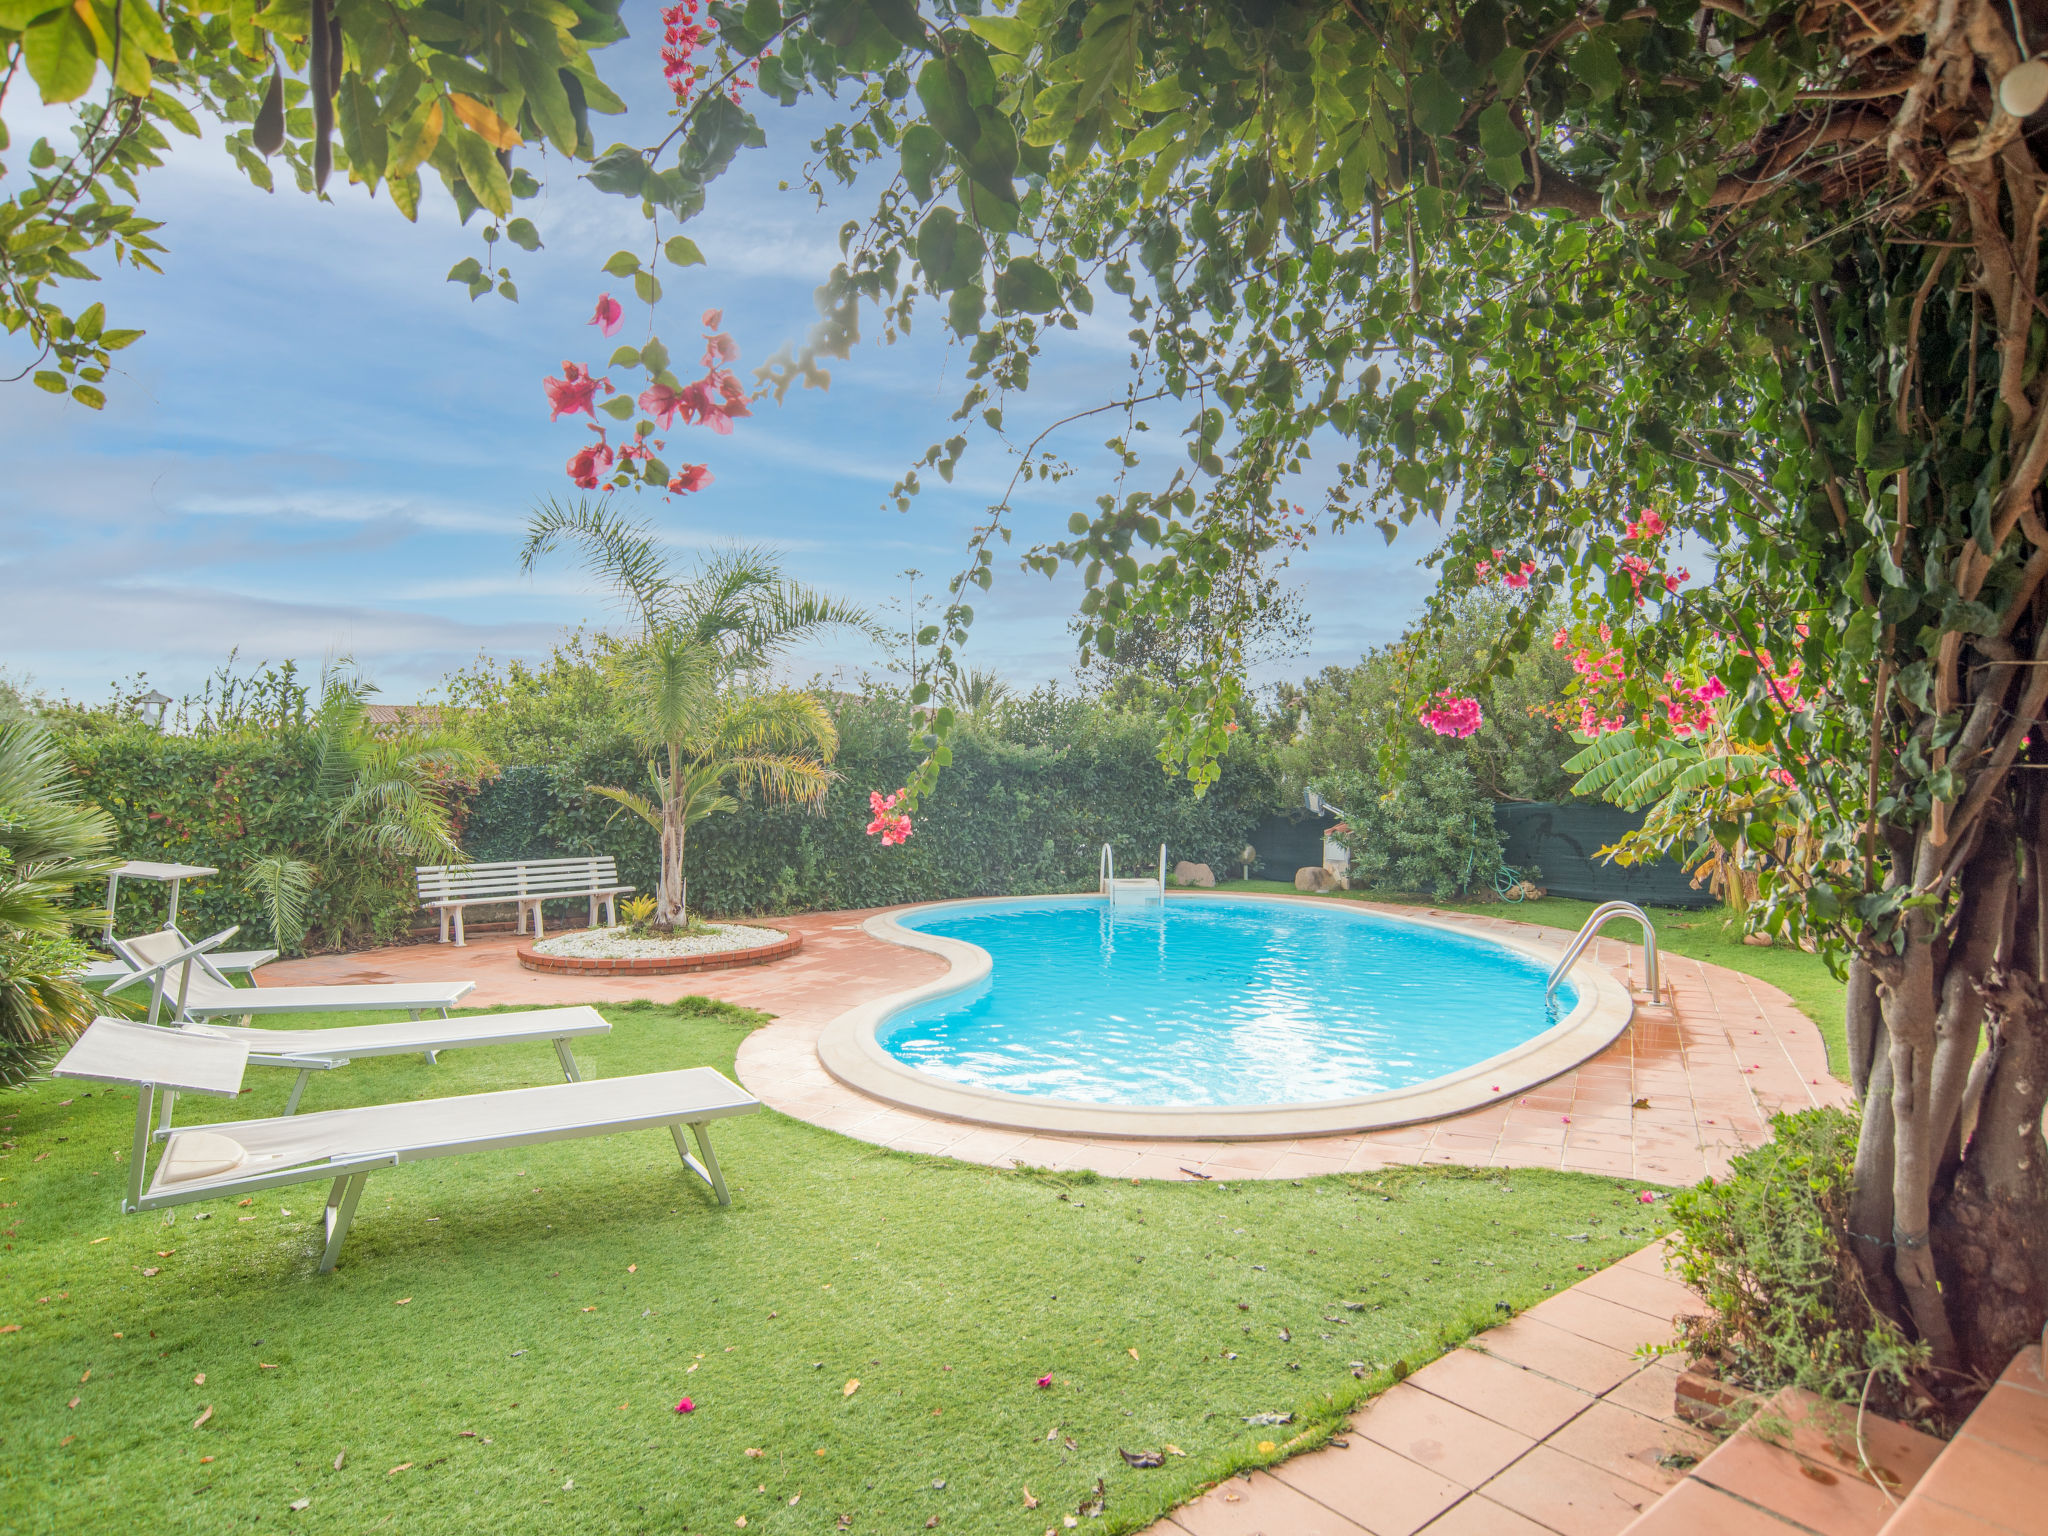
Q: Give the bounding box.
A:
[1099,842,1115,893]
[1546,901,1660,1002]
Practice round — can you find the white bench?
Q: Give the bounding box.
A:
[416,857,633,946]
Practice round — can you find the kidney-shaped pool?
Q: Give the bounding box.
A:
[872,895,1579,1109]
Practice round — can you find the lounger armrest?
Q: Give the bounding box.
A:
[103,926,242,998]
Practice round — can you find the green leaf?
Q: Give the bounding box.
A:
[633,269,662,305]
[664,236,705,267]
[446,256,484,283]
[100,328,143,351]
[70,383,105,409]
[1571,33,1624,100]
[600,394,636,420]
[603,250,642,277]
[586,144,650,199]
[609,345,643,368]
[32,371,65,393]
[900,123,946,204]
[23,7,100,105]
[916,206,984,293]
[965,15,1035,53]
[74,302,105,341]
[641,338,670,373]
[453,126,513,217]
[947,284,985,338]
[0,0,66,27]
[1409,70,1461,137]
[506,217,543,252]
[994,257,1061,314]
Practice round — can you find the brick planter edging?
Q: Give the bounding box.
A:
[516,930,803,976]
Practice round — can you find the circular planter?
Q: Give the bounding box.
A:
[517,929,803,976]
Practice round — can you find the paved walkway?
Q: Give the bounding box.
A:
[264,901,1847,1185]
[1146,1239,1713,1536]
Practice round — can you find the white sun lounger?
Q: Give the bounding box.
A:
[104,926,475,1026]
[85,925,278,984]
[53,1019,760,1269]
[151,1004,614,1128]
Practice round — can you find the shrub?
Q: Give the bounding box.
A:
[1665,1108,1933,1422]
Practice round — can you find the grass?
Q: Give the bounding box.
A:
[0,999,1666,1535]
[1216,881,1851,1080]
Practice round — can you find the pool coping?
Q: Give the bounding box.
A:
[814,891,1636,1141]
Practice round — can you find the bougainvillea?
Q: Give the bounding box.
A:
[1419,693,1482,740]
[541,303,742,501]
[659,1,762,108]
[864,788,913,847]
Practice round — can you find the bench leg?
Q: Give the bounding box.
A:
[156,1086,179,1139]
[453,906,466,947]
[588,892,599,928]
[126,1086,155,1214]
[671,1121,731,1205]
[438,907,449,944]
[553,1038,582,1083]
[320,1171,370,1273]
[284,1069,314,1115]
[533,901,545,942]
[605,893,618,927]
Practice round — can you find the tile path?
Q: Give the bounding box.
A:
[264,899,1848,1185]
[1141,1239,1712,1536]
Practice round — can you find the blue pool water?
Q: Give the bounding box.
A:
[878,897,1574,1107]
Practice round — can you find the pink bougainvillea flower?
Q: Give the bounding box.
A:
[639,382,686,429]
[668,464,713,494]
[702,332,740,366]
[589,293,623,337]
[1036,1375,1053,1388]
[674,1397,694,1413]
[544,361,605,421]
[1420,692,1483,739]
[1503,561,1534,590]
[1552,628,1570,650]
[617,439,652,464]
[702,307,723,328]
[1624,509,1667,540]
[865,787,913,846]
[1694,676,1728,702]
[1637,1191,1657,1204]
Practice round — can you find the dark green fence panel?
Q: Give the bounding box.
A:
[1494,801,1716,909]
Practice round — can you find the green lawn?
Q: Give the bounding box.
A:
[0,999,1665,1535]
[1216,881,1851,1080]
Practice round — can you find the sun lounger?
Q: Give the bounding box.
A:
[155,1004,614,1127]
[53,1019,760,1268]
[84,925,279,984]
[104,926,475,1026]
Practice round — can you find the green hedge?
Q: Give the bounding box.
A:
[54,721,420,949]
[464,694,1279,917]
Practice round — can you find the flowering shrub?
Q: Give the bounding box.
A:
[865,788,913,847]
[541,304,737,500]
[1419,692,1482,739]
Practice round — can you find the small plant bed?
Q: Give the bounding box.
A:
[0,998,1666,1535]
[520,922,799,976]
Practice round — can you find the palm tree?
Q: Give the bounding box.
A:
[0,721,121,1086]
[520,500,869,928]
[941,666,1011,717]
[249,668,488,951]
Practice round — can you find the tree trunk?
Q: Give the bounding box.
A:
[657,746,688,928]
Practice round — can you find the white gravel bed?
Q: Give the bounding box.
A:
[531,923,788,960]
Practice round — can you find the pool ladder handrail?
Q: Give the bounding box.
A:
[1099,842,1167,905]
[1546,901,1660,1003]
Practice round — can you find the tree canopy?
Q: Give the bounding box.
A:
[590,0,2048,1402]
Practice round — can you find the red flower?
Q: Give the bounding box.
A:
[702,307,723,328]
[589,294,623,338]
[702,332,740,366]
[1420,692,1483,739]
[674,1397,694,1414]
[566,431,615,489]
[866,788,913,846]
[668,464,713,494]
[545,362,606,421]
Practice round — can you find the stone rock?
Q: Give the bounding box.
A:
[1173,861,1217,888]
[1742,931,1774,947]
[1295,866,1337,893]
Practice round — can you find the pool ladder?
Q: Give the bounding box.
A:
[1100,842,1167,906]
[1546,901,1660,1004]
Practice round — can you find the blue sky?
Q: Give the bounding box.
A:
[0,8,1447,710]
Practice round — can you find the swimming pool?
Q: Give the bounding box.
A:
[817,894,1635,1140]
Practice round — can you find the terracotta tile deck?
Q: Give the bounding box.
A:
[263,899,1849,1185]
[1142,1240,1709,1536]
